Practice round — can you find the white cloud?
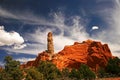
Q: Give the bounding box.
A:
[107,0,120,57]
[4,12,90,55]
[1,2,120,58]
[0,7,58,27]
[13,44,27,50]
[24,13,89,53]
[0,26,4,30]
[0,7,17,19]
[91,26,99,30]
[0,26,26,49]
[54,36,75,52]
[0,62,4,67]
[15,57,35,63]
[91,0,120,57]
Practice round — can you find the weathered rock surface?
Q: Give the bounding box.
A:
[21,40,113,72]
[52,40,113,71]
[47,32,54,55]
[21,51,50,68]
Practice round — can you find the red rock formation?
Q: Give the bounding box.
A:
[52,40,113,71]
[20,61,35,68]
[20,51,51,68]
[33,51,50,66]
[22,40,113,72]
[47,32,54,56]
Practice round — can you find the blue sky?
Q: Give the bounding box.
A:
[0,0,120,66]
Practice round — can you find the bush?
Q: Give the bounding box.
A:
[69,68,80,79]
[106,57,120,76]
[25,67,44,80]
[37,61,61,80]
[4,56,24,80]
[61,68,69,77]
[79,64,96,80]
[97,68,108,78]
[0,70,12,80]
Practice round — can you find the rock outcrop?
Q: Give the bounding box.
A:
[47,32,54,56]
[21,39,113,72]
[52,40,113,71]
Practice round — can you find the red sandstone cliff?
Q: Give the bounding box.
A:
[21,40,113,72]
[52,40,113,71]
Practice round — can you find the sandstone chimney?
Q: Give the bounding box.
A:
[47,32,54,56]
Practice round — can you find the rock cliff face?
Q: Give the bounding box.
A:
[21,39,113,72]
[52,40,113,71]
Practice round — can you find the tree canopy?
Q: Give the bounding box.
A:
[0,56,24,80]
[1,56,120,80]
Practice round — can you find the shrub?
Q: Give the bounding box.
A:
[4,56,24,80]
[79,64,96,80]
[37,61,61,80]
[25,67,44,80]
[106,57,120,77]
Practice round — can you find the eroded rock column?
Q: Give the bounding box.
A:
[47,32,54,57]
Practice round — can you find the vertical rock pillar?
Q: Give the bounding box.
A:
[47,32,54,59]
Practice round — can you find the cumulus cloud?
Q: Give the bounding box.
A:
[0,26,26,49]
[1,1,120,58]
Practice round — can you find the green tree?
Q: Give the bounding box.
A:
[61,68,70,77]
[69,68,80,80]
[4,56,24,80]
[106,57,120,76]
[25,67,44,80]
[37,61,61,80]
[79,64,96,80]
[97,68,107,78]
[0,69,12,80]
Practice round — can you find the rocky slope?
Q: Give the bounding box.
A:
[21,40,113,72]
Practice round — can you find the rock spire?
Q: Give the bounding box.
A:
[47,32,54,56]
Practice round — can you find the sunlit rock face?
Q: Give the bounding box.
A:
[52,40,113,71]
[20,51,50,68]
[21,39,113,72]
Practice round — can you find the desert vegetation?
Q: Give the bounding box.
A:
[0,56,120,80]
[98,57,120,78]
